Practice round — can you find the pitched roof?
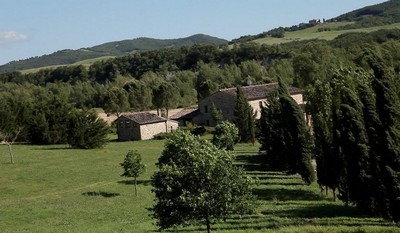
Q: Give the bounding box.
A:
[219,83,303,100]
[120,112,166,125]
[170,108,199,120]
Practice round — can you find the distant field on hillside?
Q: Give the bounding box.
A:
[20,56,115,74]
[1,138,398,232]
[255,22,400,45]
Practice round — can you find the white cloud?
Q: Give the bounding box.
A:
[0,31,28,45]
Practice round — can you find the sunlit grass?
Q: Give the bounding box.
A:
[254,22,400,45]
[1,139,398,232]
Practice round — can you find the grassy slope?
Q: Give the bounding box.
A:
[20,56,116,74]
[254,22,400,45]
[0,139,398,232]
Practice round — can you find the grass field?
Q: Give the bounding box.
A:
[254,22,400,45]
[20,56,115,74]
[1,138,399,232]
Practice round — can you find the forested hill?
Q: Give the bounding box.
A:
[232,0,400,43]
[326,0,400,31]
[333,0,400,26]
[0,34,228,73]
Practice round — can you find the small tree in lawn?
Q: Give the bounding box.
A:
[212,121,239,150]
[120,150,146,196]
[151,130,254,233]
[0,127,23,164]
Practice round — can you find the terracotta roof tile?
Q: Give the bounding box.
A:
[220,83,303,100]
[170,108,199,120]
[121,112,166,125]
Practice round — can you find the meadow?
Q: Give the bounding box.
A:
[254,22,400,45]
[1,138,399,232]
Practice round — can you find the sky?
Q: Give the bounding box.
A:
[0,0,387,65]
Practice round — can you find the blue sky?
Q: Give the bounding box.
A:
[0,0,387,65]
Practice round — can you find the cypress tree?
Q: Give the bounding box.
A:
[368,54,400,221]
[279,79,315,184]
[335,85,370,207]
[356,81,381,214]
[234,86,255,143]
[258,79,315,184]
[258,90,285,168]
[306,80,336,194]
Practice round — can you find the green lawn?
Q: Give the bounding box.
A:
[254,22,400,45]
[1,140,398,232]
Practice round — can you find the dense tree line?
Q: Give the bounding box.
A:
[306,49,400,221]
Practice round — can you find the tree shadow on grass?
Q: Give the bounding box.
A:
[252,187,322,201]
[117,179,152,186]
[82,191,120,198]
[33,146,73,150]
[235,154,266,172]
[264,203,363,218]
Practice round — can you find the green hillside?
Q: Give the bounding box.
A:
[0,34,227,73]
[254,22,400,45]
[234,0,400,44]
[333,0,400,28]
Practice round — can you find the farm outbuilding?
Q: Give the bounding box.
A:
[193,83,306,127]
[115,112,178,141]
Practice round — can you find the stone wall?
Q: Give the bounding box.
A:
[139,121,168,140]
[195,92,236,127]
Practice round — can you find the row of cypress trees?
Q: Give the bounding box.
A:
[308,51,400,221]
[257,79,315,184]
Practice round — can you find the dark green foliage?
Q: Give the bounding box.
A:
[29,96,71,145]
[103,87,130,117]
[257,90,284,167]
[210,103,223,125]
[120,150,146,196]
[258,79,315,184]
[212,121,240,150]
[152,81,179,117]
[67,109,109,149]
[191,126,207,136]
[234,87,256,143]
[153,132,171,140]
[335,85,370,206]
[0,34,228,73]
[334,0,400,29]
[151,130,254,232]
[306,80,337,194]
[367,52,400,221]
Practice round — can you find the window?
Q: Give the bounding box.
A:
[204,105,208,113]
[206,120,210,126]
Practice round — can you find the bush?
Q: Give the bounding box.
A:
[212,121,240,150]
[153,132,171,140]
[191,126,206,136]
[67,109,109,149]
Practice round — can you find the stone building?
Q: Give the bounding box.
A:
[115,112,178,141]
[193,83,305,127]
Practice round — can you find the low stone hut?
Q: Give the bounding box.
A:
[115,112,178,141]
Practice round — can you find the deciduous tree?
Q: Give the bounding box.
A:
[120,150,146,196]
[151,130,254,233]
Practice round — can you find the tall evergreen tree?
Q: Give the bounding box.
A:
[258,79,315,184]
[367,53,400,221]
[306,80,336,195]
[257,90,285,168]
[356,80,381,214]
[234,87,255,143]
[278,80,315,184]
[335,85,370,207]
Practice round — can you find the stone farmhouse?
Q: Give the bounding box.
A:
[114,83,305,140]
[189,83,305,127]
[115,112,178,141]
